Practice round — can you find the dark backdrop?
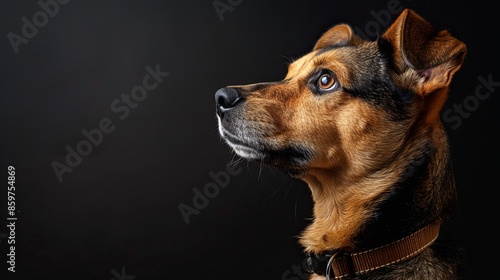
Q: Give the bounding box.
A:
[0,1,497,279]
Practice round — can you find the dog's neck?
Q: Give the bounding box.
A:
[298,128,456,255]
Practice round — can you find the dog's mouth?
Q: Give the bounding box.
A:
[217,117,313,172]
[218,126,266,160]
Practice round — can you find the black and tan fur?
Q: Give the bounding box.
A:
[215,9,467,279]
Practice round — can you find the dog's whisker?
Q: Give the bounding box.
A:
[266,166,281,179]
[228,153,237,165]
[283,180,293,200]
[245,160,252,175]
[278,54,294,65]
[257,160,265,181]
[227,154,244,166]
[263,184,281,201]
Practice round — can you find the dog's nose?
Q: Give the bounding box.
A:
[215,87,243,119]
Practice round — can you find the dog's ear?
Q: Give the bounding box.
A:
[314,24,365,50]
[382,9,467,96]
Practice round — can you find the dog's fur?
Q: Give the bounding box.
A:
[215,9,467,279]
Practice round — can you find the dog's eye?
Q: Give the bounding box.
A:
[318,73,335,89]
[315,72,339,93]
[308,70,339,94]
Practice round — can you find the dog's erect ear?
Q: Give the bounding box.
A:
[314,24,365,50]
[382,9,467,96]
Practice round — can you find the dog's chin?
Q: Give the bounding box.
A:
[218,125,264,160]
[226,141,265,161]
[220,130,312,175]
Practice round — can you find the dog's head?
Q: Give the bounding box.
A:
[215,9,466,181]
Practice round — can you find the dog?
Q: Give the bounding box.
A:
[215,9,467,279]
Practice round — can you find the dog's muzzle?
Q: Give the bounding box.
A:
[215,87,244,120]
[215,86,264,160]
[214,86,313,171]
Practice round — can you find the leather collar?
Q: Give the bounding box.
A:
[306,222,441,279]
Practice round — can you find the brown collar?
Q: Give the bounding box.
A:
[306,222,441,279]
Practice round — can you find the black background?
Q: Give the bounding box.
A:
[0,1,497,279]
